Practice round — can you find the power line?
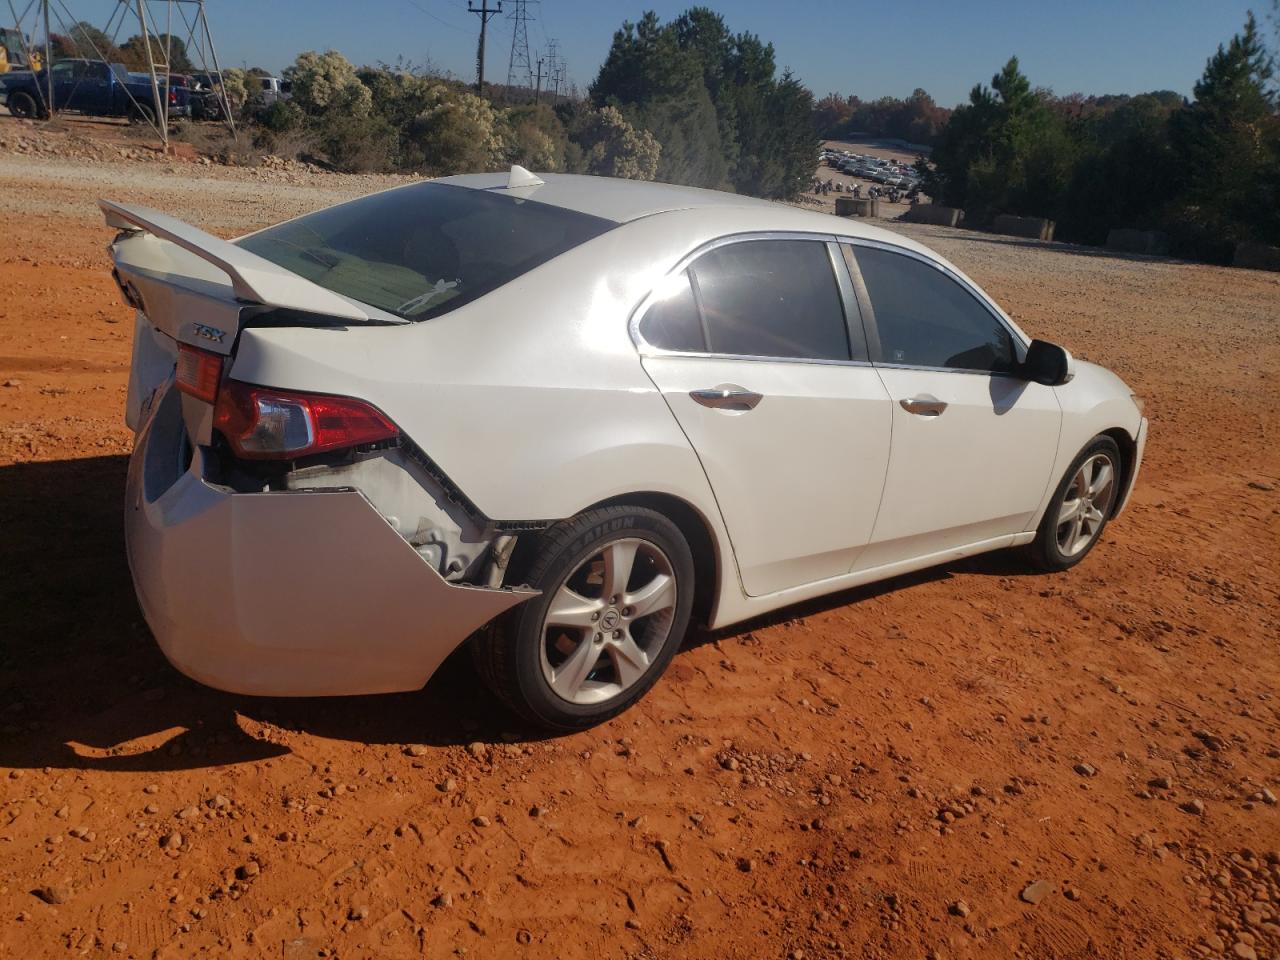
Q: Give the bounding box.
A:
[400,0,467,33]
[466,0,501,94]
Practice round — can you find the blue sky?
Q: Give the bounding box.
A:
[181,0,1260,106]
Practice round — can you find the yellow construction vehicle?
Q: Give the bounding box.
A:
[0,28,40,73]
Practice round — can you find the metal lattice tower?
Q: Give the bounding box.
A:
[544,37,560,103]
[505,0,536,95]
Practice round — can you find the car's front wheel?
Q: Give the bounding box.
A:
[473,505,695,730]
[1027,435,1122,571]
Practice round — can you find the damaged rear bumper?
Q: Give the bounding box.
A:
[125,389,534,697]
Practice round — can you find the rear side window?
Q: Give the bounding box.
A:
[238,182,615,321]
[694,240,850,361]
[639,239,852,362]
[851,246,1017,373]
[638,271,704,353]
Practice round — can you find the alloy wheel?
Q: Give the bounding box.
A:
[539,537,678,705]
[1056,453,1117,557]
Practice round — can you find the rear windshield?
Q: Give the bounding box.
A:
[237,182,616,321]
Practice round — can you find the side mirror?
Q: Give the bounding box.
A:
[1021,339,1075,387]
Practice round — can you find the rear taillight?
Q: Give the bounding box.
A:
[169,89,177,104]
[212,380,398,460]
[175,343,223,403]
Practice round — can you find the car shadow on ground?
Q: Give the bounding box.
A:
[0,454,1041,775]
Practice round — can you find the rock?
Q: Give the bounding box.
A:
[112,942,127,953]
[144,784,159,794]
[516,929,532,944]
[54,805,69,819]
[473,816,491,828]
[3,379,21,388]
[432,892,453,908]
[736,857,755,872]
[348,904,369,921]
[1261,788,1277,806]
[439,778,457,793]
[160,832,183,849]
[466,742,488,761]
[1149,776,1172,790]
[1020,880,1052,905]
[1247,481,1275,491]
[1181,799,1205,816]
[1232,943,1258,960]
[33,884,72,904]
[1064,887,1081,901]
[237,862,260,879]
[950,900,971,917]
[405,744,428,757]
[1074,763,1097,777]
[144,804,159,815]
[721,756,739,771]
[177,806,199,820]
[625,918,641,930]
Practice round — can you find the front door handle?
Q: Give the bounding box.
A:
[899,395,948,416]
[690,384,763,411]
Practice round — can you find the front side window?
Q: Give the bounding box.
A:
[639,239,853,362]
[851,245,1017,373]
[238,182,615,321]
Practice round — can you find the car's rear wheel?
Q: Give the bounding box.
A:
[473,505,695,730]
[1027,435,1122,571]
[8,92,40,120]
[129,102,157,127]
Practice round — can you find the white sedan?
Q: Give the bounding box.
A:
[104,167,1147,730]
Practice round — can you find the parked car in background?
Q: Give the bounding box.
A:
[1,58,190,122]
[254,75,291,105]
[102,168,1146,730]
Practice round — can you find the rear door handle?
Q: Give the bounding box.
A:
[899,395,948,416]
[690,384,763,411]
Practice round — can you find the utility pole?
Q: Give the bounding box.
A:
[467,0,502,95]
[533,55,544,104]
[505,0,535,99]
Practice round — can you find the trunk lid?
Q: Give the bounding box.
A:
[101,200,390,441]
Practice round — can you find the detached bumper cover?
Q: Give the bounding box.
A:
[125,401,534,697]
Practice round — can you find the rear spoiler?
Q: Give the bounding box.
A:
[98,200,372,323]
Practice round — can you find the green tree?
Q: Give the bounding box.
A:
[1171,13,1279,256]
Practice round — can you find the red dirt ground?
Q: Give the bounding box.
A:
[0,152,1278,960]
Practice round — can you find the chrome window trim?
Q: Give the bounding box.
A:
[630,230,873,368]
[839,236,1032,377]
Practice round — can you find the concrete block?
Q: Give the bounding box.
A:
[1233,241,1280,272]
[992,214,1055,242]
[904,204,963,227]
[1106,228,1169,256]
[835,196,879,218]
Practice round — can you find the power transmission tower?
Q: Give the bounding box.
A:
[505,0,536,98]
[544,37,560,104]
[467,0,502,94]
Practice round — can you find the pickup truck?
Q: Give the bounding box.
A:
[0,58,190,122]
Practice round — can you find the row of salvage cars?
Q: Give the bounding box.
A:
[105,166,1146,730]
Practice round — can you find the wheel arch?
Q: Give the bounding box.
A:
[508,491,725,631]
[1100,425,1138,516]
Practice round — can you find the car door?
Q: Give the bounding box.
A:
[49,60,74,109]
[843,242,1061,570]
[636,235,893,597]
[67,60,110,113]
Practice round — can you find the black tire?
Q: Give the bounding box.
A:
[8,91,40,120]
[1027,435,1123,572]
[473,505,696,731]
[129,103,157,127]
